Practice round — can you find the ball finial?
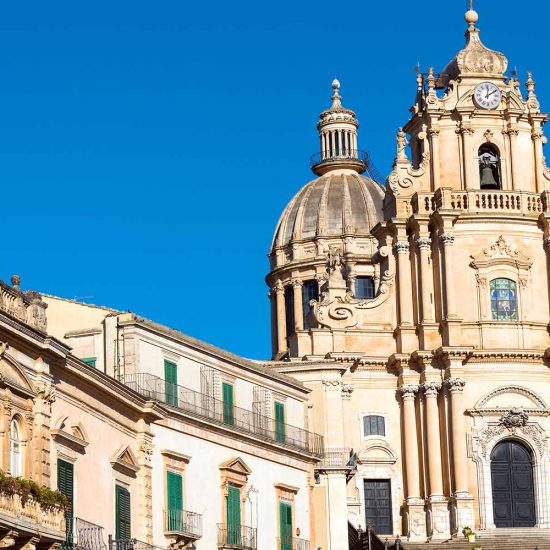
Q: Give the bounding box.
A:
[332,78,340,91]
[465,8,479,26]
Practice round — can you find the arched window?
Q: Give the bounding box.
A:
[479,144,502,190]
[490,278,518,321]
[363,415,385,437]
[10,419,22,477]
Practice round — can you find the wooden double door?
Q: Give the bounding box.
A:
[491,440,536,528]
[364,480,392,535]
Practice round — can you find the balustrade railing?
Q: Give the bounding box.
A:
[123,373,323,456]
[217,524,257,550]
[317,448,355,468]
[107,536,166,550]
[0,491,65,533]
[65,518,107,550]
[0,277,47,332]
[163,509,202,539]
[278,537,310,550]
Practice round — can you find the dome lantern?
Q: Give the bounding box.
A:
[310,80,367,176]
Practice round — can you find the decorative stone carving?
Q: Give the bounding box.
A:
[416,237,431,251]
[439,233,455,246]
[399,384,419,399]
[499,408,529,430]
[422,381,441,397]
[341,384,354,399]
[470,235,532,270]
[393,241,410,254]
[290,279,303,288]
[396,127,408,161]
[445,378,466,393]
[33,381,56,404]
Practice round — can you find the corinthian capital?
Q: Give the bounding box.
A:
[439,233,455,246]
[291,278,303,288]
[416,237,432,251]
[399,384,419,399]
[445,377,466,393]
[422,381,442,397]
[273,281,285,295]
[393,241,410,255]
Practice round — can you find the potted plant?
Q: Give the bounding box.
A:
[462,527,476,543]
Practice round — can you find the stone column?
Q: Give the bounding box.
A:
[274,281,287,356]
[508,127,521,190]
[422,382,450,539]
[439,233,456,318]
[460,125,475,189]
[394,241,413,325]
[445,377,474,532]
[291,279,304,331]
[429,128,441,186]
[399,384,426,540]
[533,129,545,192]
[416,237,433,323]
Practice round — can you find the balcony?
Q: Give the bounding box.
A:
[123,373,323,456]
[64,517,107,550]
[278,538,310,550]
[0,277,48,332]
[0,490,65,542]
[163,509,202,542]
[310,150,382,180]
[107,537,165,550]
[316,448,357,482]
[217,524,257,550]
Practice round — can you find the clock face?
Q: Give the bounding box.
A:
[474,82,502,110]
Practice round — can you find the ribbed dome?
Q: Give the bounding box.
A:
[271,172,385,252]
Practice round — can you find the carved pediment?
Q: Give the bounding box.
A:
[110,445,140,475]
[470,235,532,270]
[471,385,548,416]
[219,457,252,476]
[51,416,89,452]
[0,344,34,395]
[357,439,397,465]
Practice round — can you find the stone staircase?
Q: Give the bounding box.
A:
[397,529,550,550]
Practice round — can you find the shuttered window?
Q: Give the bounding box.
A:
[115,485,131,540]
[222,383,234,426]
[226,484,241,545]
[279,501,293,550]
[166,471,183,531]
[274,402,286,444]
[164,360,178,406]
[58,459,74,544]
[363,415,385,437]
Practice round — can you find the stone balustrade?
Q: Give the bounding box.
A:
[412,189,549,217]
[0,276,47,333]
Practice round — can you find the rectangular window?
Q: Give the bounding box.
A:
[115,485,131,540]
[164,360,178,406]
[363,415,385,437]
[302,280,319,330]
[279,501,293,550]
[274,402,286,444]
[166,471,183,532]
[284,287,295,338]
[81,357,96,368]
[222,382,235,426]
[355,277,375,300]
[58,459,74,544]
[226,484,241,545]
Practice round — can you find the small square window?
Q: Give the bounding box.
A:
[363,415,385,437]
[355,277,375,300]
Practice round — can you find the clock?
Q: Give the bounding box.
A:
[474,82,502,110]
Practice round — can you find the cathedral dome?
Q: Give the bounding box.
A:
[270,171,384,253]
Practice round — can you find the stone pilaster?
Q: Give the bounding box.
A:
[135,436,154,543]
[291,279,304,331]
[274,281,287,357]
[394,240,416,352]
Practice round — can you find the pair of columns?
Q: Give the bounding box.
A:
[399,377,469,538]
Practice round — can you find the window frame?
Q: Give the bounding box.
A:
[354,276,375,300]
[490,277,519,322]
[360,412,389,441]
[10,417,22,478]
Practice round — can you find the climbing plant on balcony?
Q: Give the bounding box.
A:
[0,470,70,510]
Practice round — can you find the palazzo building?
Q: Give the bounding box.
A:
[266,6,550,548]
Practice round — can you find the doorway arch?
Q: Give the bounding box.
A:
[491,440,535,528]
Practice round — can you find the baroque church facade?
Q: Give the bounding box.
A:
[266,5,550,548]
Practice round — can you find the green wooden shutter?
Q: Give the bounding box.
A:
[164,360,178,406]
[115,485,131,540]
[275,402,286,443]
[222,383,234,426]
[81,357,96,368]
[166,471,183,531]
[226,484,241,545]
[58,459,74,544]
[279,501,293,550]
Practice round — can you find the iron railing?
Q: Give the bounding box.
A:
[64,518,107,550]
[123,373,323,456]
[217,524,257,550]
[317,448,355,468]
[310,150,383,182]
[277,537,310,550]
[107,537,166,550]
[163,509,202,539]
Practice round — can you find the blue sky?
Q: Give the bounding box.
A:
[1,1,548,359]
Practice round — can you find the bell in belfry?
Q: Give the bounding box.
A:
[479,148,501,189]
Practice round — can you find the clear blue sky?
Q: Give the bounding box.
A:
[2,1,548,359]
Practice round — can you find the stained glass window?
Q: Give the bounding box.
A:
[490,278,518,321]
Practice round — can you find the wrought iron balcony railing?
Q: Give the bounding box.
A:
[217,524,257,550]
[123,373,323,456]
[164,509,202,539]
[64,518,107,550]
[316,448,355,469]
[278,537,310,550]
[107,536,166,550]
[310,150,383,182]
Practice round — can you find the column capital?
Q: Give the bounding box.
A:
[445,377,466,393]
[422,381,442,397]
[416,237,432,251]
[439,232,455,246]
[399,384,419,399]
[291,278,303,288]
[393,241,410,254]
[273,281,285,295]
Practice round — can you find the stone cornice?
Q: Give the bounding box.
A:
[467,408,550,417]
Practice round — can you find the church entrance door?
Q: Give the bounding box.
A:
[491,440,535,528]
[364,480,392,534]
